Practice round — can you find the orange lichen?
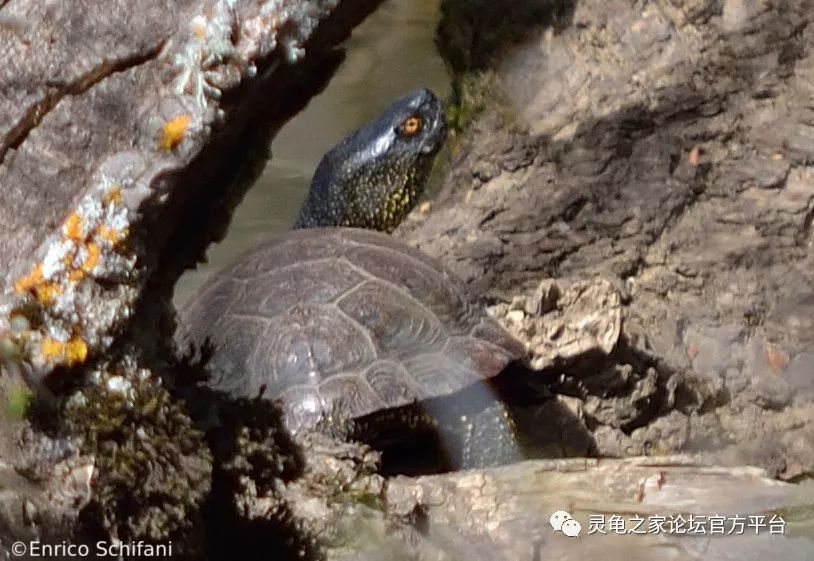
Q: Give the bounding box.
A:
[103,186,122,206]
[65,337,88,366]
[68,270,85,283]
[40,338,66,361]
[96,225,125,245]
[34,283,62,306]
[14,264,43,294]
[63,213,85,241]
[38,336,88,366]
[82,243,100,273]
[158,114,192,151]
[63,251,75,268]
[192,23,206,39]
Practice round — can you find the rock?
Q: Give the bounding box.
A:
[489,277,622,371]
[400,0,814,479]
[0,0,383,377]
[376,456,814,561]
[0,0,385,554]
[276,431,385,541]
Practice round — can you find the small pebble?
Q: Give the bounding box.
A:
[506,310,525,323]
[10,314,30,335]
[23,499,39,525]
[0,336,18,361]
[688,146,701,166]
[105,375,131,396]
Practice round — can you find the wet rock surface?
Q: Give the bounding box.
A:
[400,0,814,481]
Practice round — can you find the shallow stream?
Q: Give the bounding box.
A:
[174,0,450,305]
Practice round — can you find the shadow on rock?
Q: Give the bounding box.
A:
[167,351,315,561]
[437,0,577,74]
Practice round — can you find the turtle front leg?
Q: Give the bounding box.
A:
[442,399,526,470]
[427,383,527,470]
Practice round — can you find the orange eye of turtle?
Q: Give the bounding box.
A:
[400,116,422,136]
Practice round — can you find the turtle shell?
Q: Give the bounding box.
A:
[178,227,525,430]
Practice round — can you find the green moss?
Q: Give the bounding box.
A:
[212,395,302,490]
[5,384,32,421]
[310,409,384,510]
[202,395,318,561]
[328,508,416,561]
[438,0,575,135]
[319,454,383,513]
[446,70,511,133]
[64,364,212,549]
[437,0,574,74]
[645,440,675,456]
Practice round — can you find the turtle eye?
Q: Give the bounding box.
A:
[399,115,423,137]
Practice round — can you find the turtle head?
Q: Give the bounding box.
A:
[295,88,447,233]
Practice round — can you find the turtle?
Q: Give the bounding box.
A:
[293,88,448,232]
[178,89,541,471]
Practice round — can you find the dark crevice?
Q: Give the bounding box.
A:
[560,195,587,223]
[777,19,810,77]
[0,39,166,167]
[651,170,708,244]
[797,201,814,247]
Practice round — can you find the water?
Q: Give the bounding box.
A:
[174,0,450,305]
